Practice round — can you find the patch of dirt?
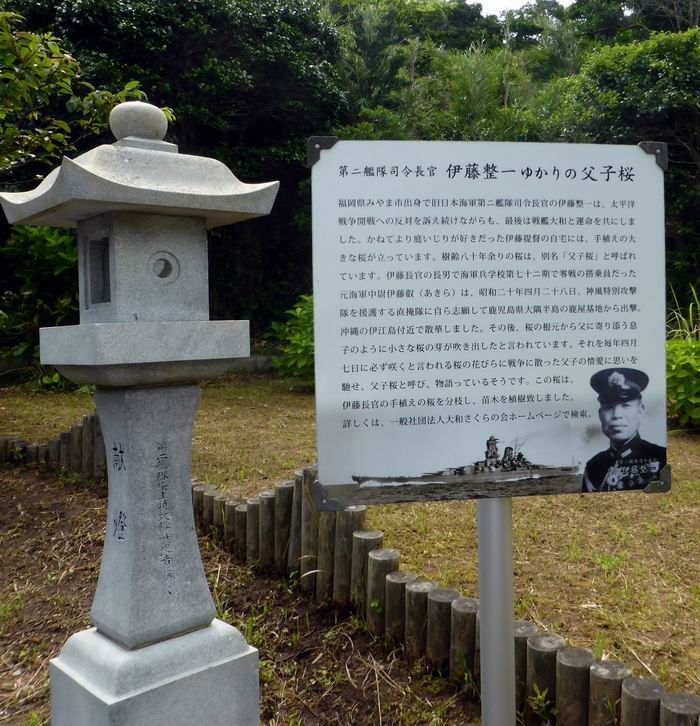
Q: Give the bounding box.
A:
[0,468,480,725]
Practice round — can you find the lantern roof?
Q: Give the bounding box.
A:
[0,102,279,229]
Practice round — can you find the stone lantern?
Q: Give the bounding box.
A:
[0,101,278,725]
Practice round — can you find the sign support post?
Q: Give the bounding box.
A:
[477,497,516,725]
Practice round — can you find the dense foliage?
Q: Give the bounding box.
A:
[0,225,78,364]
[268,293,314,379]
[667,339,700,427]
[0,10,144,186]
[1,0,699,400]
[536,29,700,297]
[0,12,142,377]
[7,0,347,332]
[666,286,700,427]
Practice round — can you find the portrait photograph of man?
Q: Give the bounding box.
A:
[582,368,667,493]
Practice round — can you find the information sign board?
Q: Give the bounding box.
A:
[311,140,670,508]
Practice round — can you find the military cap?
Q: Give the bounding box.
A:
[590,368,649,405]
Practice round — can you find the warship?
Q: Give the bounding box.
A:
[352,436,581,494]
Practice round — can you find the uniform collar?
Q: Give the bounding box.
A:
[608,434,642,457]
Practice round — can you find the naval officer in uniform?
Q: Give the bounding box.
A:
[582,368,666,492]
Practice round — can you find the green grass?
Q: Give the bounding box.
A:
[1,372,699,694]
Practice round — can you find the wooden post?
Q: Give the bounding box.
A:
[48,439,60,470]
[26,444,39,468]
[366,548,400,636]
[515,621,540,714]
[526,632,566,725]
[385,571,417,643]
[3,438,16,463]
[192,485,208,532]
[59,431,71,470]
[350,530,384,614]
[94,415,106,479]
[224,500,238,552]
[258,490,275,573]
[589,660,633,726]
[5,438,20,463]
[2,437,13,464]
[15,439,29,464]
[660,692,700,725]
[5,436,23,463]
[300,465,319,594]
[212,494,227,542]
[556,645,594,726]
[4,438,18,465]
[274,481,294,576]
[202,489,217,535]
[315,510,337,604]
[450,596,479,686]
[332,505,367,609]
[81,414,95,477]
[0,436,8,463]
[287,471,303,575]
[234,503,247,561]
[38,444,49,466]
[620,677,664,726]
[426,588,460,675]
[246,496,260,567]
[70,423,83,473]
[404,580,436,660]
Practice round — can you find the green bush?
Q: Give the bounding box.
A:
[666,338,700,428]
[534,30,700,300]
[666,285,700,428]
[268,294,314,379]
[0,226,78,364]
[0,11,145,182]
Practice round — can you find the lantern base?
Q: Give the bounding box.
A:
[50,620,259,726]
[40,320,250,387]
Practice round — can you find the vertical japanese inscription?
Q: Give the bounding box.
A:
[110,441,128,539]
[112,511,127,540]
[111,442,126,471]
[155,440,175,595]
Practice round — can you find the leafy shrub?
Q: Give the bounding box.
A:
[535,30,700,299]
[25,366,70,392]
[0,11,145,182]
[667,286,700,428]
[0,226,78,364]
[666,338,700,428]
[268,294,314,379]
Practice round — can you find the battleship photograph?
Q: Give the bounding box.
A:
[334,436,583,505]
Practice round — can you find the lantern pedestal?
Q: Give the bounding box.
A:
[50,620,259,726]
[90,385,217,647]
[0,100,280,726]
[50,383,260,725]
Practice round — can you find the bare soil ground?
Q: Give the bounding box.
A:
[0,467,479,725]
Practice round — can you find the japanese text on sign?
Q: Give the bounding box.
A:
[312,141,667,505]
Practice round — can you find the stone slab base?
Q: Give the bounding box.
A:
[50,620,259,726]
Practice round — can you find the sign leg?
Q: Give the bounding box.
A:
[478,497,516,726]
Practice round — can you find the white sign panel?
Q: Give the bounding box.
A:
[311,141,669,507]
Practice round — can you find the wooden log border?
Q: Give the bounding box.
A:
[1,415,108,479]
[3,430,698,720]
